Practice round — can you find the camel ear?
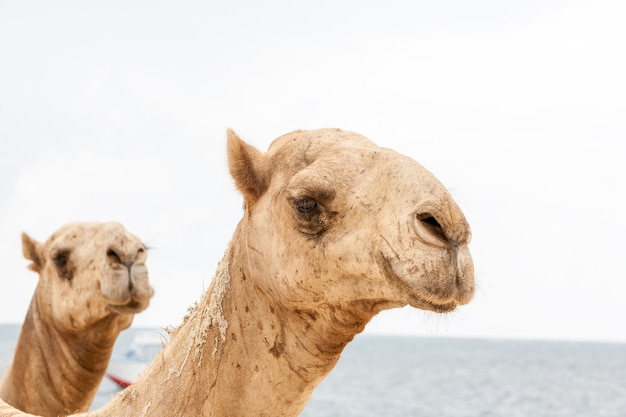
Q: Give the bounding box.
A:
[22,232,44,273]
[227,129,269,205]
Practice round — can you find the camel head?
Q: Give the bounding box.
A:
[228,128,474,319]
[22,222,154,332]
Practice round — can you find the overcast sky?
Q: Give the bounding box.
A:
[1,0,624,342]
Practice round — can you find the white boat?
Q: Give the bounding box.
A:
[106,331,166,388]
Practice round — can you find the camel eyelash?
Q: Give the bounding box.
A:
[293,197,320,216]
[288,196,338,237]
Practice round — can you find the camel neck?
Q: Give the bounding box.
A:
[97,244,374,417]
[0,293,119,417]
[202,256,359,416]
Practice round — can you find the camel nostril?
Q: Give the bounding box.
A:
[416,213,448,243]
[107,249,121,263]
[108,247,137,273]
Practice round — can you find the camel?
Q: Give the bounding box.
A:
[0,222,154,417]
[0,128,474,417]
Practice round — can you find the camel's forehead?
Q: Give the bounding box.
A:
[268,129,379,156]
[267,129,430,179]
[46,221,134,247]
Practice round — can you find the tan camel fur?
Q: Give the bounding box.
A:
[0,222,154,417]
[0,128,473,417]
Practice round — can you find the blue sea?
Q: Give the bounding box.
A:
[1,324,625,416]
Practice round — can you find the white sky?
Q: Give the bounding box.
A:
[0,0,624,342]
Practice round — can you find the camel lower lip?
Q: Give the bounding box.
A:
[379,256,458,313]
[108,300,144,314]
[423,300,457,313]
[401,289,457,313]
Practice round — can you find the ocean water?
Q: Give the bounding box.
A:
[300,336,626,417]
[1,324,625,416]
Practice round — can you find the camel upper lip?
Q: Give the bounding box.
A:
[378,254,458,313]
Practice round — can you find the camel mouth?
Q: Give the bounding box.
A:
[108,299,149,315]
[378,255,460,314]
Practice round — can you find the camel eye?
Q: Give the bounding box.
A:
[291,195,336,236]
[53,254,68,268]
[52,249,73,281]
[52,249,70,269]
[295,198,317,214]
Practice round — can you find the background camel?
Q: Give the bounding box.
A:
[0,222,154,417]
[0,128,473,417]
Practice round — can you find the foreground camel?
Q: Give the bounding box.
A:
[0,222,154,417]
[0,128,473,417]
